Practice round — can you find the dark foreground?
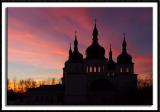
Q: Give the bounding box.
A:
[7,84,152,105]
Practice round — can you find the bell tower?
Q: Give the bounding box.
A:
[117,33,134,74]
[116,33,137,92]
[63,31,86,104]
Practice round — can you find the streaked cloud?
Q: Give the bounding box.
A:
[8,8,152,81]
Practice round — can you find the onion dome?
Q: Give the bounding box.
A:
[117,33,132,64]
[71,31,83,63]
[108,45,116,70]
[85,20,106,60]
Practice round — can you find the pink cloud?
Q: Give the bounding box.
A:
[8,8,152,81]
[8,8,93,70]
[8,20,68,69]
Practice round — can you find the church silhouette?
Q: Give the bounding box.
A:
[63,21,138,104]
[7,21,153,105]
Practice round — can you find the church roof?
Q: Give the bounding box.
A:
[117,34,133,64]
[85,21,106,60]
[65,31,83,63]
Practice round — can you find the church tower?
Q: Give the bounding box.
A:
[116,33,137,92]
[117,33,134,74]
[85,20,108,74]
[108,44,116,76]
[63,31,86,104]
[63,21,138,104]
[84,20,110,96]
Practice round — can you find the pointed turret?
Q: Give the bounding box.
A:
[74,31,78,52]
[69,43,72,60]
[86,20,106,60]
[92,19,98,42]
[108,44,116,70]
[71,31,83,63]
[117,33,132,64]
[109,44,112,61]
[122,33,127,52]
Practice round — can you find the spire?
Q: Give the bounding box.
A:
[70,30,83,63]
[74,30,78,52]
[122,33,127,52]
[94,19,97,28]
[92,19,98,42]
[109,44,112,61]
[69,43,72,59]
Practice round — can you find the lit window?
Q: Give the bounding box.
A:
[98,66,100,72]
[94,66,96,72]
[86,66,88,72]
[126,68,129,72]
[90,66,92,72]
[120,67,122,72]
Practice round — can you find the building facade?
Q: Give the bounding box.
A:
[63,22,137,104]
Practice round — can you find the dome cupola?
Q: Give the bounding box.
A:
[86,20,106,60]
[71,31,83,63]
[117,33,132,64]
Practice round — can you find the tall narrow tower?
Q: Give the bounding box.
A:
[85,20,108,75]
[116,33,137,92]
[63,31,86,104]
[117,33,134,74]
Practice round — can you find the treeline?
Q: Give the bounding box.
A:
[7,77,62,93]
[137,78,152,89]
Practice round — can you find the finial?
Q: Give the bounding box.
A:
[94,19,97,27]
[109,44,112,60]
[123,32,126,41]
[123,32,125,37]
[75,30,77,40]
[70,43,71,50]
[109,44,112,53]
[75,30,77,36]
[74,30,78,51]
[122,32,127,52]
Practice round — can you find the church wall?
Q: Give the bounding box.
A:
[63,63,87,104]
[116,64,134,74]
[115,74,137,92]
[85,60,108,74]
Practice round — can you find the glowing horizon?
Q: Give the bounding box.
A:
[8,8,152,81]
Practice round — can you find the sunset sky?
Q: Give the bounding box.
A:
[8,7,152,81]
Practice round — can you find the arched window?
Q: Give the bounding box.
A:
[120,67,122,72]
[94,66,96,72]
[98,66,100,72]
[90,66,92,72]
[126,68,129,72]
